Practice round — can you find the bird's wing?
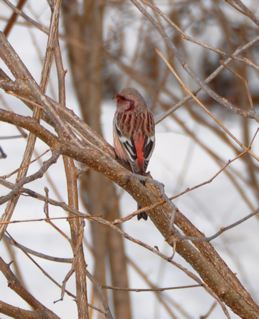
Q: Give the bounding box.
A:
[114,110,155,173]
[114,121,137,163]
[143,135,155,171]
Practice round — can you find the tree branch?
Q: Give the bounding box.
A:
[0,257,60,319]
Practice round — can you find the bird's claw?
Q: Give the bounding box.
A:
[132,174,165,193]
[132,173,148,185]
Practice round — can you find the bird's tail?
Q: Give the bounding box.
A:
[137,204,148,220]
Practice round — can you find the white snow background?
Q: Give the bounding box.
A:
[0,2,259,318]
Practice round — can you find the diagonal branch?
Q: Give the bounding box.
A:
[0,257,60,319]
[0,16,259,319]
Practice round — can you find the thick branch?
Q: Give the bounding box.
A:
[1,105,259,317]
[0,300,49,319]
[0,16,258,319]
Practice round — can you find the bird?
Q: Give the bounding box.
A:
[113,87,155,220]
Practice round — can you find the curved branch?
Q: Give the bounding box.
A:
[0,24,259,319]
[0,257,60,319]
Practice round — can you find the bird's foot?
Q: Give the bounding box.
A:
[132,173,164,192]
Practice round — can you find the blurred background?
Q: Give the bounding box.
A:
[0,1,259,318]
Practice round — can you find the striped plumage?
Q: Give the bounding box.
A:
[113,88,155,220]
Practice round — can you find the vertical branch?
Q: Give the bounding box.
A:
[54,14,90,319]
[62,1,132,318]
[63,158,89,319]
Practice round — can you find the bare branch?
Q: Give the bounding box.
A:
[0,257,60,319]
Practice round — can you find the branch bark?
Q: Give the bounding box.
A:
[0,18,259,319]
[0,257,60,319]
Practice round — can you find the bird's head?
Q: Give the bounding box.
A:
[115,88,147,112]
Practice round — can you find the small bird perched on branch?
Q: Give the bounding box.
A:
[113,88,155,220]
